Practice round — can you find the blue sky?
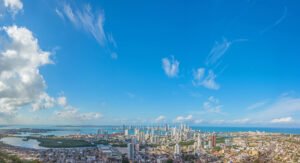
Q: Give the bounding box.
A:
[0,0,300,127]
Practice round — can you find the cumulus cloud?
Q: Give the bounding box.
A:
[270,117,292,123]
[162,56,179,78]
[0,25,53,119]
[193,68,219,90]
[32,93,55,111]
[175,115,192,122]
[3,0,23,16]
[57,96,67,107]
[155,115,166,123]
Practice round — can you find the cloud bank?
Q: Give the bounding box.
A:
[0,25,53,120]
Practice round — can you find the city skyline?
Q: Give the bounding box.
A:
[0,0,300,127]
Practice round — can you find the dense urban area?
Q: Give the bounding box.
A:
[0,125,300,163]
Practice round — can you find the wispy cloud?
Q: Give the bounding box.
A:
[56,3,117,59]
[206,38,231,66]
[162,56,179,78]
[55,8,64,20]
[261,6,287,34]
[195,96,225,115]
[193,37,246,90]
[246,100,268,110]
[126,92,135,99]
[206,118,250,125]
[250,95,300,122]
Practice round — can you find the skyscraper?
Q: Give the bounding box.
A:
[174,143,181,155]
[128,143,134,160]
[125,129,129,136]
[211,134,216,148]
[197,133,202,148]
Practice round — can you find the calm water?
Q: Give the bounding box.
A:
[0,137,47,149]
[1,125,300,135]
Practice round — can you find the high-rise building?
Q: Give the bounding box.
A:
[211,134,216,148]
[197,133,202,148]
[127,143,134,160]
[134,128,140,136]
[164,124,168,131]
[174,143,181,155]
[225,138,231,146]
[208,140,212,149]
[103,130,109,140]
[125,129,129,136]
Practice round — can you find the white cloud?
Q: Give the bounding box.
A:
[271,117,292,123]
[63,4,77,25]
[32,93,55,111]
[193,68,205,81]
[54,96,102,121]
[232,118,250,124]
[206,38,231,66]
[155,115,166,122]
[76,4,106,46]
[193,68,219,90]
[0,25,53,119]
[108,33,117,48]
[201,96,223,114]
[3,0,23,16]
[57,96,67,107]
[162,56,179,78]
[201,70,219,89]
[55,8,64,20]
[175,115,192,122]
[54,108,102,121]
[208,96,219,104]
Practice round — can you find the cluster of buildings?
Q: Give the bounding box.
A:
[0,124,299,162]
